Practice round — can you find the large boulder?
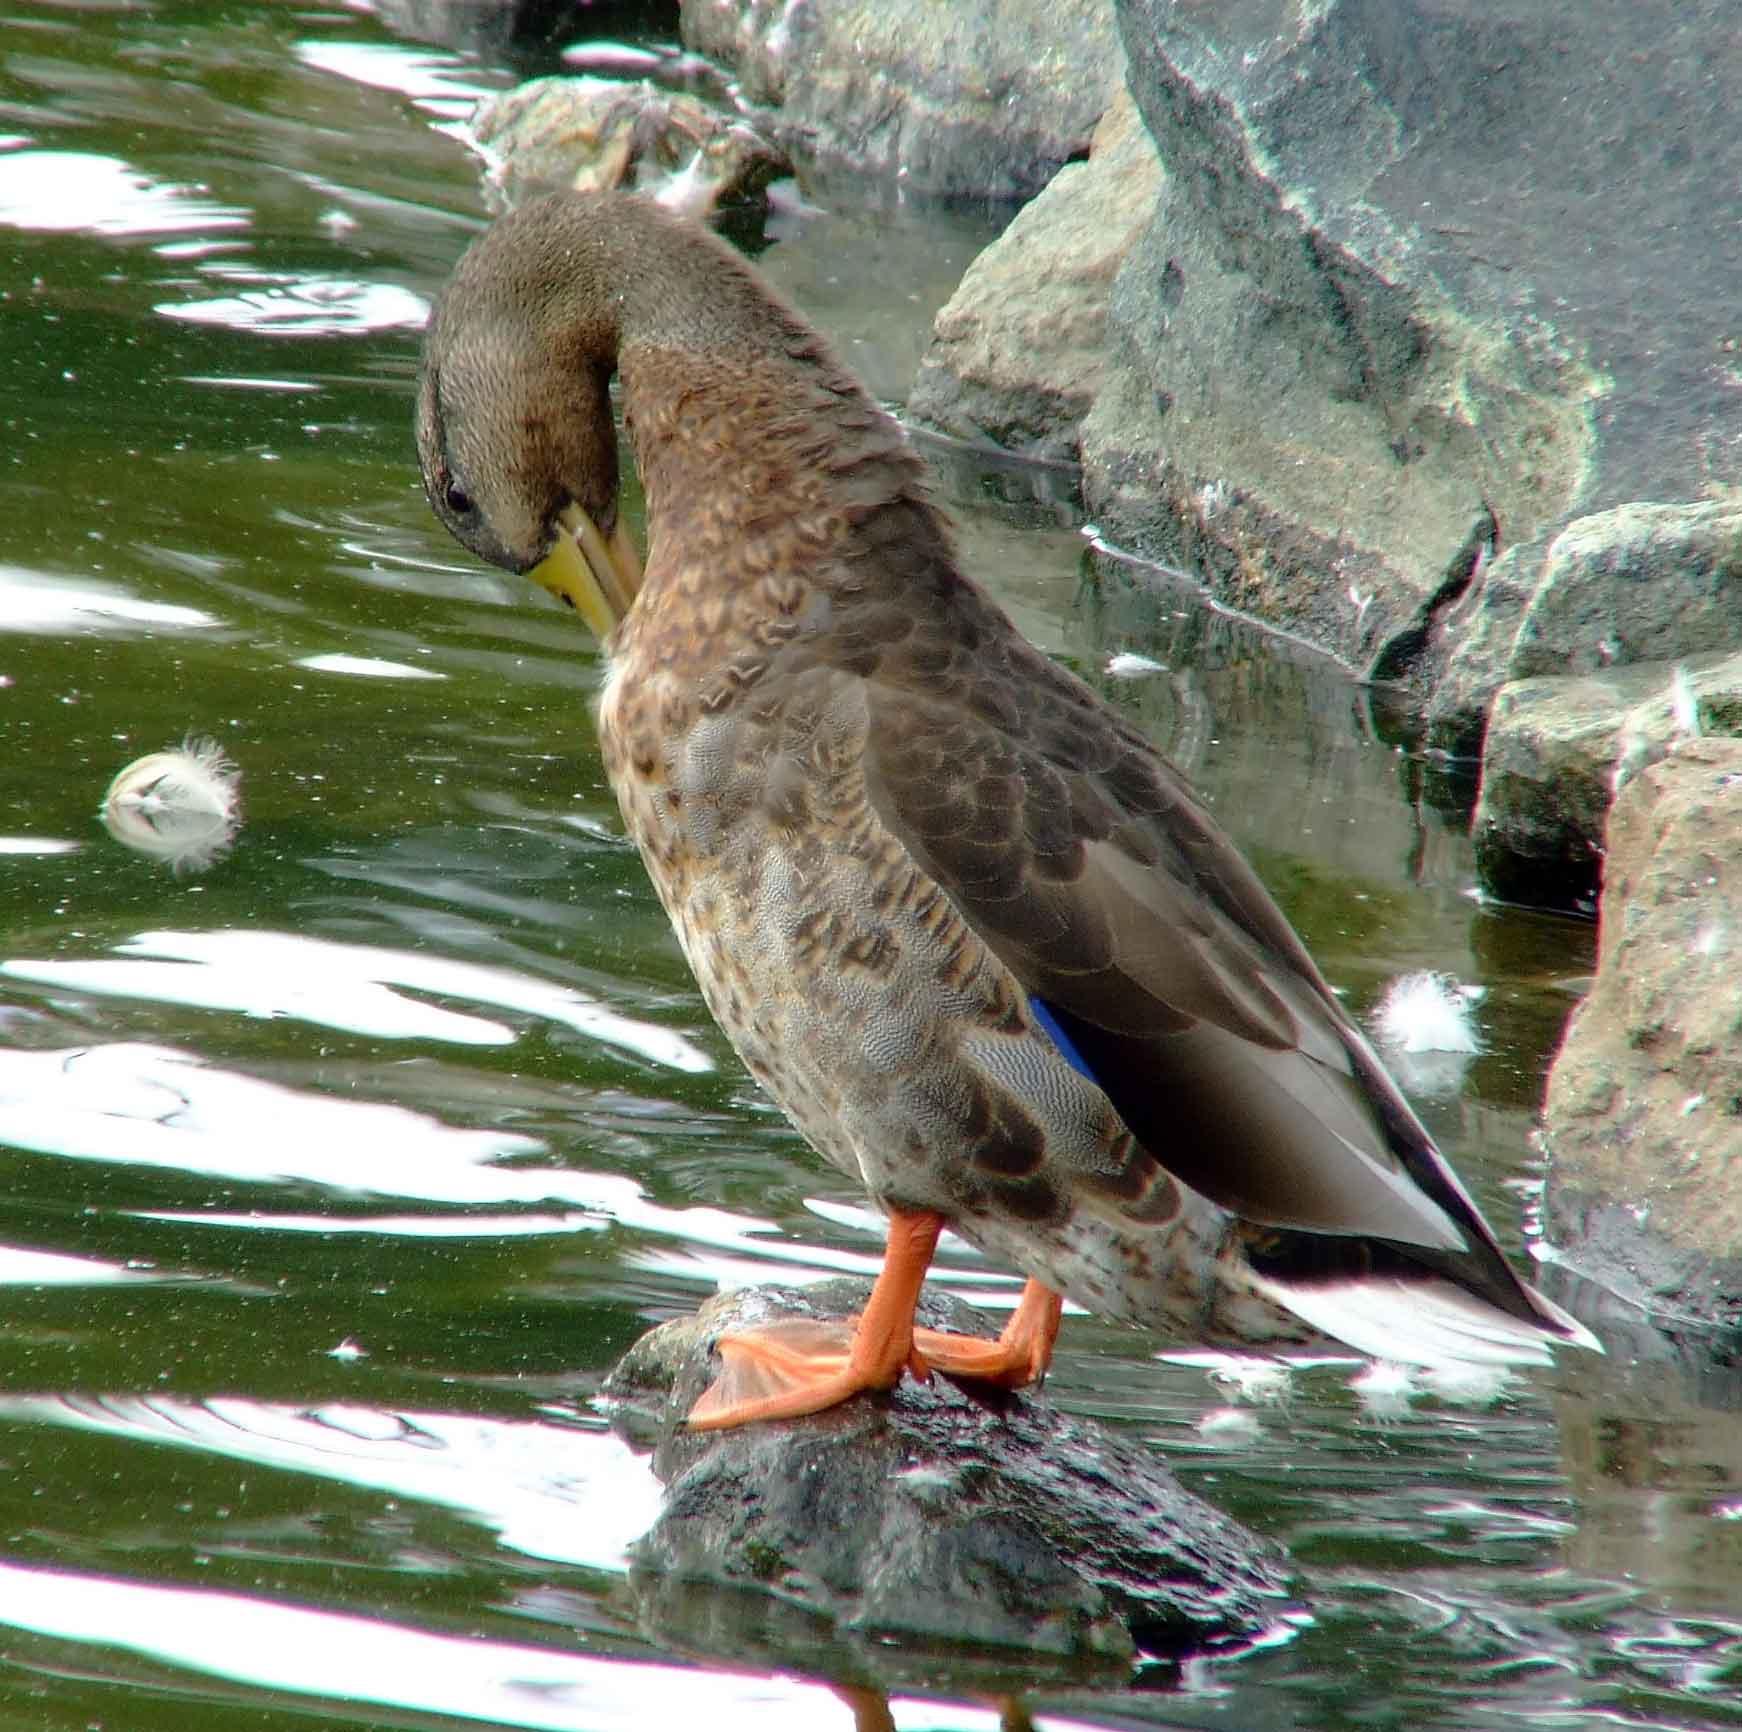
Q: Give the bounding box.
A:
[1541,738,1742,1333]
[679,0,1124,203]
[911,0,1742,694]
[1075,0,1599,670]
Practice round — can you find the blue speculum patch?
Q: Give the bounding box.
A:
[1029,995,1099,1085]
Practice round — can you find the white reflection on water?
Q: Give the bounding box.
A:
[0,1040,906,1284]
[0,1560,890,1732]
[0,837,79,855]
[0,566,219,635]
[1,927,712,1071]
[179,374,321,392]
[0,150,248,236]
[0,1394,660,1572]
[295,652,444,679]
[157,275,429,336]
[0,1041,542,1191]
[159,1205,985,1293]
[0,1245,165,1286]
[295,39,495,124]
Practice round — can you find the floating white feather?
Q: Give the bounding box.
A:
[101,736,242,874]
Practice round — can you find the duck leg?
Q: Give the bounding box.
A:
[686,1209,1063,1429]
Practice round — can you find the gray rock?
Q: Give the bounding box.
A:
[908,90,1162,465]
[678,0,1123,202]
[1427,500,1742,754]
[1541,738,1742,1332]
[468,75,790,214]
[1071,0,1615,671]
[603,1281,1297,1673]
[1470,650,1742,907]
[895,0,1742,691]
[1512,505,1742,680]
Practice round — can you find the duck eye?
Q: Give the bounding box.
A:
[443,479,473,516]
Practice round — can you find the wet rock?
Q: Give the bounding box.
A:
[1471,650,1742,908]
[469,75,790,215]
[1468,668,1619,909]
[1427,500,1742,757]
[1540,738,1742,1332]
[679,0,1123,203]
[602,1281,1296,1671]
[1469,660,1700,908]
[908,90,1161,466]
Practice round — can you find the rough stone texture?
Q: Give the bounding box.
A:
[1470,653,1742,908]
[603,1281,1296,1673]
[1427,500,1742,757]
[908,90,1162,465]
[678,0,1123,202]
[893,0,1742,693]
[469,75,790,214]
[1541,739,1742,1332]
[1109,0,1742,510]
[1075,0,1614,671]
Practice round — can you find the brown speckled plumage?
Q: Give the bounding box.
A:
[417,191,1595,1424]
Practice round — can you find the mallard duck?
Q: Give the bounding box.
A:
[416,191,1597,1429]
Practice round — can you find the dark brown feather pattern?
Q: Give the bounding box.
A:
[417,190,1595,1371]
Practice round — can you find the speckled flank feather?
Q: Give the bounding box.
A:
[418,191,1598,1372]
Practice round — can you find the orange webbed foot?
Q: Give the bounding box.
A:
[910,1327,1040,1390]
[686,1315,930,1430]
[687,1207,951,1431]
[682,1215,1066,1430]
[912,1279,1063,1390]
[679,1317,933,1421]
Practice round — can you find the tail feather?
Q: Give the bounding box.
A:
[1245,1268,1602,1369]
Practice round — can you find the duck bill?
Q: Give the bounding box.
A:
[528,502,644,642]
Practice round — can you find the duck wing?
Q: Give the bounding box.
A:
[852,568,1570,1343]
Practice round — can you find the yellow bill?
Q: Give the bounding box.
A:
[529,501,644,642]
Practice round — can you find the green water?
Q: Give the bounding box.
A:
[0,3,1737,1728]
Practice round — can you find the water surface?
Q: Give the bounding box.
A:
[1,4,1738,1728]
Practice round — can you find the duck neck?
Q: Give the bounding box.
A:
[622,343,919,531]
[593,206,937,592]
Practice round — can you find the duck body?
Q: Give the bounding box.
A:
[418,191,1595,1425]
[602,388,1253,1342]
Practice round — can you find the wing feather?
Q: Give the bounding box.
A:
[854,622,1498,1263]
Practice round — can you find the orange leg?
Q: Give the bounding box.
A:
[686,1208,1064,1430]
[829,1685,895,1732]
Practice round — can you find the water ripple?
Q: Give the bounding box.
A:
[0,149,247,236]
[0,565,220,635]
[0,1557,888,1731]
[1,928,712,1070]
[157,274,429,336]
[0,1393,660,1572]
